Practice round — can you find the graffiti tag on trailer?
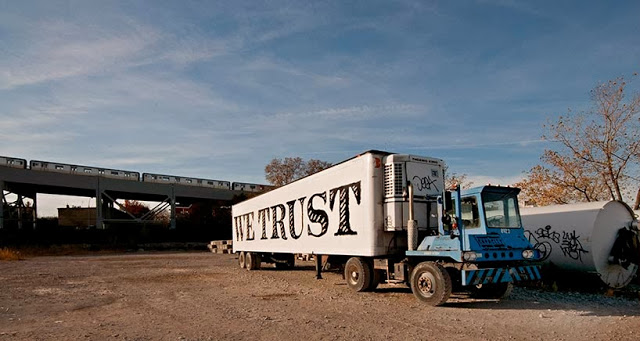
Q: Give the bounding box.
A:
[412,175,439,192]
[524,225,589,262]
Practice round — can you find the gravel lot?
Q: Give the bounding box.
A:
[1,252,638,340]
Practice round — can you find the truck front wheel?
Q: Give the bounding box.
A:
[344,257,372,292]
[410,262,452,306]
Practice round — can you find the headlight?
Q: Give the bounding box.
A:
[463,252,481,261]
[522,250,534,259]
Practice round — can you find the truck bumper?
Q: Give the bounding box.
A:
[461,265,541,286]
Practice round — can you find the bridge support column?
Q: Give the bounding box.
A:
[96,179,104,229]
[0,181,4,229]
[17,194,23,230]
[32,193,37,229]
[170,187,176,230]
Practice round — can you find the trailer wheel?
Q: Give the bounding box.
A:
[275,254,295,270]
[344,257,372,292]
[410,262,452,306]
[238,252,246,269]
[470,282,513,299]
[245,252,262,271]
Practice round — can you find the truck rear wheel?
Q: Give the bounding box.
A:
[470,282,513,299]
[238,252,246,269]
[368,269,382,291]
[245,252,262,271]
[410,262,452,306]
[344,257,372,292]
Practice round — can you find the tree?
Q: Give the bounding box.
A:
[123,200,150,218]
[515,164,608,206]
[518,74,640,207]
[265,157,332,186]
[304,159,333,176]
[444,166,474,190]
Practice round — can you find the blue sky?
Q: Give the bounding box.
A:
[1,1,639,214]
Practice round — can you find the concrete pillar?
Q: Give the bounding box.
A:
[170,187,176,230]
[17,194,23,230]
[32,192,37,229]
[0,181,4,229]
[96,179,104,229]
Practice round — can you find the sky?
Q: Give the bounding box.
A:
[1,1,639,216]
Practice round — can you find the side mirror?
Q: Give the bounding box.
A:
[444,191,452,211]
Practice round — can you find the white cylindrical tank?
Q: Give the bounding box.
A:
[520,201,638,288]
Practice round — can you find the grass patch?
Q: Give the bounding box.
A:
[0,248,23,261]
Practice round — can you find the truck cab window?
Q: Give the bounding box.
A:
[482,192,521,228]
[444,196,479,231]
[460,196,480,228]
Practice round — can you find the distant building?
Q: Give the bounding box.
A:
[57,208,96,228]
[57,207,131,228]
[176,205,193,216]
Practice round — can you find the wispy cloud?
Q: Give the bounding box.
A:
[1,0,638,190]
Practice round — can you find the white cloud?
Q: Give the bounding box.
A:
[1,0,638,206]
[0,20,161,89]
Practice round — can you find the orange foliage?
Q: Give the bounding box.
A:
[520,74,640,207]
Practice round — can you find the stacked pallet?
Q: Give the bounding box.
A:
[208,240,233,254]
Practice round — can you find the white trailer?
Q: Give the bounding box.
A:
[232,150,541,306]
[233,151,443,257]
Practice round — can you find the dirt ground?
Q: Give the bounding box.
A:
[1,252,639,341]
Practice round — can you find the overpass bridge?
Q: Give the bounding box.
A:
[0,166,246,230]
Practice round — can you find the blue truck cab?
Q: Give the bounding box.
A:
[404,185,541,305]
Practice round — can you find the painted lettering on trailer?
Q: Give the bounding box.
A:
[234,181,361,241]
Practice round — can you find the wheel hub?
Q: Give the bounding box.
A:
[417,273,436,297]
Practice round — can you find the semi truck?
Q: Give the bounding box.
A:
[232,150,540,306]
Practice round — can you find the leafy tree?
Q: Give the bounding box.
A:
[123,200,150,218]
[304,159,333,176]
[518,74,640,207]
[444,166,474,190]
[515,164,608,206]
[265,157,332,186]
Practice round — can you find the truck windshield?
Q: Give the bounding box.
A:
[482,192,521,228]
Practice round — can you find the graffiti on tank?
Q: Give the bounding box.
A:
[535,225,560,243]
[525,225,589,263]
[524,229,553,261]
[560,230,589,261]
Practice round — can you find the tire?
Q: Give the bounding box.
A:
[344,257,372,292]
[410,262,452,306]
[238,252,246,269]
[275,254,295,270]
[245,252,262,271]
[470,282,513,299]
[368,269,382,291]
